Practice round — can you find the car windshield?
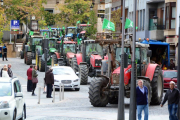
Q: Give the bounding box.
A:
[53,67,75,75]
[32,38,43,45]
[49,39,56,48]
[86,43,103,57]
[67,28,76,34]
[163,71,177,78]
[0,83,12,97]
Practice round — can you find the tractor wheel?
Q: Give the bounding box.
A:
[71,57,78,72]
[39,58,45,72]
[143,80,152,104]
[20,51,24,59]
[26,52,32,65]
[89,77,109,107]
[79,64,88,85]
[52,54,58,64]
[150,66,163,105]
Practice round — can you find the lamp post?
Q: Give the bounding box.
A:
[177,15,180,119]
[90,4,93,11]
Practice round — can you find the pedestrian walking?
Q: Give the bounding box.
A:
[32,65,38,96]
[2,44,8,61]
[45,68,54,98]
[136,80,149,120]
[0,65,7,77]
[2,66,9,77]
[7,64,13,77]
[161,81,179,120]
[27,65,33,92]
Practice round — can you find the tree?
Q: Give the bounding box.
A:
[56,0,91,26]
[85,10,97,39]
[0,8,7,44]
[111,9,121,32]
[3,0,46,22]
[44,11,55,26]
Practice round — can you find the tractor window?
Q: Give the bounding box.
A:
[135,48,140,64]
[67,28,76,34]
[32,38,43,45]
[63,44,76,53]
[49,40,56,48]
[41,31,49,38]
[86,43,103,57]
[141,48,148,64]
[116,47,131,63]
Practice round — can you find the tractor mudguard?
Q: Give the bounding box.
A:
[145,63,158,81]
[54,52,60,59]
[137,76,150,82]
[75,53,83,65]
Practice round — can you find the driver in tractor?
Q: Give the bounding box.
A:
[89,44,97,53]
[65,46,71,53]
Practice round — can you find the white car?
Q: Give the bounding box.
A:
[0,77,26,120]
[53,66,80,91]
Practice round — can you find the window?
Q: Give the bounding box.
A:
[15,81,21,92]
[140,10,142,30]
[165,2,176,29]
[143,9,145,30]
[14,83,17,93]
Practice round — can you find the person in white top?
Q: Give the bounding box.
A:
[2,67,9,78]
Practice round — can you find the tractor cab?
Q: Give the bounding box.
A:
[83,40,103,65]
[65,27,77,41]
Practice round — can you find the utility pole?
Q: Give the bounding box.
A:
[129,0,137,119]
[117,0,125,119]
[177,15,180,119]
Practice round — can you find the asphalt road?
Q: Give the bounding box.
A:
[0,58,169,120]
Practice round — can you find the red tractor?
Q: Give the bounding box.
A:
[89,33,163,107]
[71,40,104,85]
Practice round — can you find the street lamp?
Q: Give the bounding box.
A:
[90,4,93,11]
[153,16,158,26]
[0,0,3,6]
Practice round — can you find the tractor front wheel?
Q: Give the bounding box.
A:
[79,64,88,85]
[39,58,45,72]
[26,52,32,65]
[143,80,152,104]
[89,77,109,107]
[150,66,163,105]
[71,57,78,72]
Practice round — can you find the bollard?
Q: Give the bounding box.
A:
[59,83,62,101]
[52,85,55,103]
[62,84,64,100]
[38,87,41,104]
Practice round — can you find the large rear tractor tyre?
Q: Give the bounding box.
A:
[26,52,32,65]
[79,65,88,85]
[143,80,152,104]
[89,77,109,107]
[39,58,45,72]
[20,51,24,59]
[52,54,58,64]
[150,66,163,105]
[71,57,78,72]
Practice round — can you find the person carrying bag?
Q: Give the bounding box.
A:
[32,66,38,96]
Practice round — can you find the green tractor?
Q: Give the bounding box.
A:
[35,38,59,72]
[24,32,43,65]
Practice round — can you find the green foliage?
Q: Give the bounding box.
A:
[0,9,7,44]
[85,11,97,39]
[56,0,91,26]
[44,11,55,26]
[38,20,47,29]
[111,9,121,32]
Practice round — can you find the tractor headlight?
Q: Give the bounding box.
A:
[95,59,102,66]
[0,101,9,109]
[96,63,98,66]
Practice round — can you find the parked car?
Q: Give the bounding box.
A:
[162,70,177,90]
[53,66,80,91]
[0,77,26,120]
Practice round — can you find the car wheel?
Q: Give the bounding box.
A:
[12,110,16,120]
[20,107,25,120]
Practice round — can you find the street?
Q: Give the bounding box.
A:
[0,58,169,120]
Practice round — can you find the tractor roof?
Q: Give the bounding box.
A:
[57,41,77,44]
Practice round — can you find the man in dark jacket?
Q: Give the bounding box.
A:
[7,64,13,77]
[2,44,8,61]
[161,81,179,120]
[45,68,54,98]
[27,65,33,92]
[136,80,149,120]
